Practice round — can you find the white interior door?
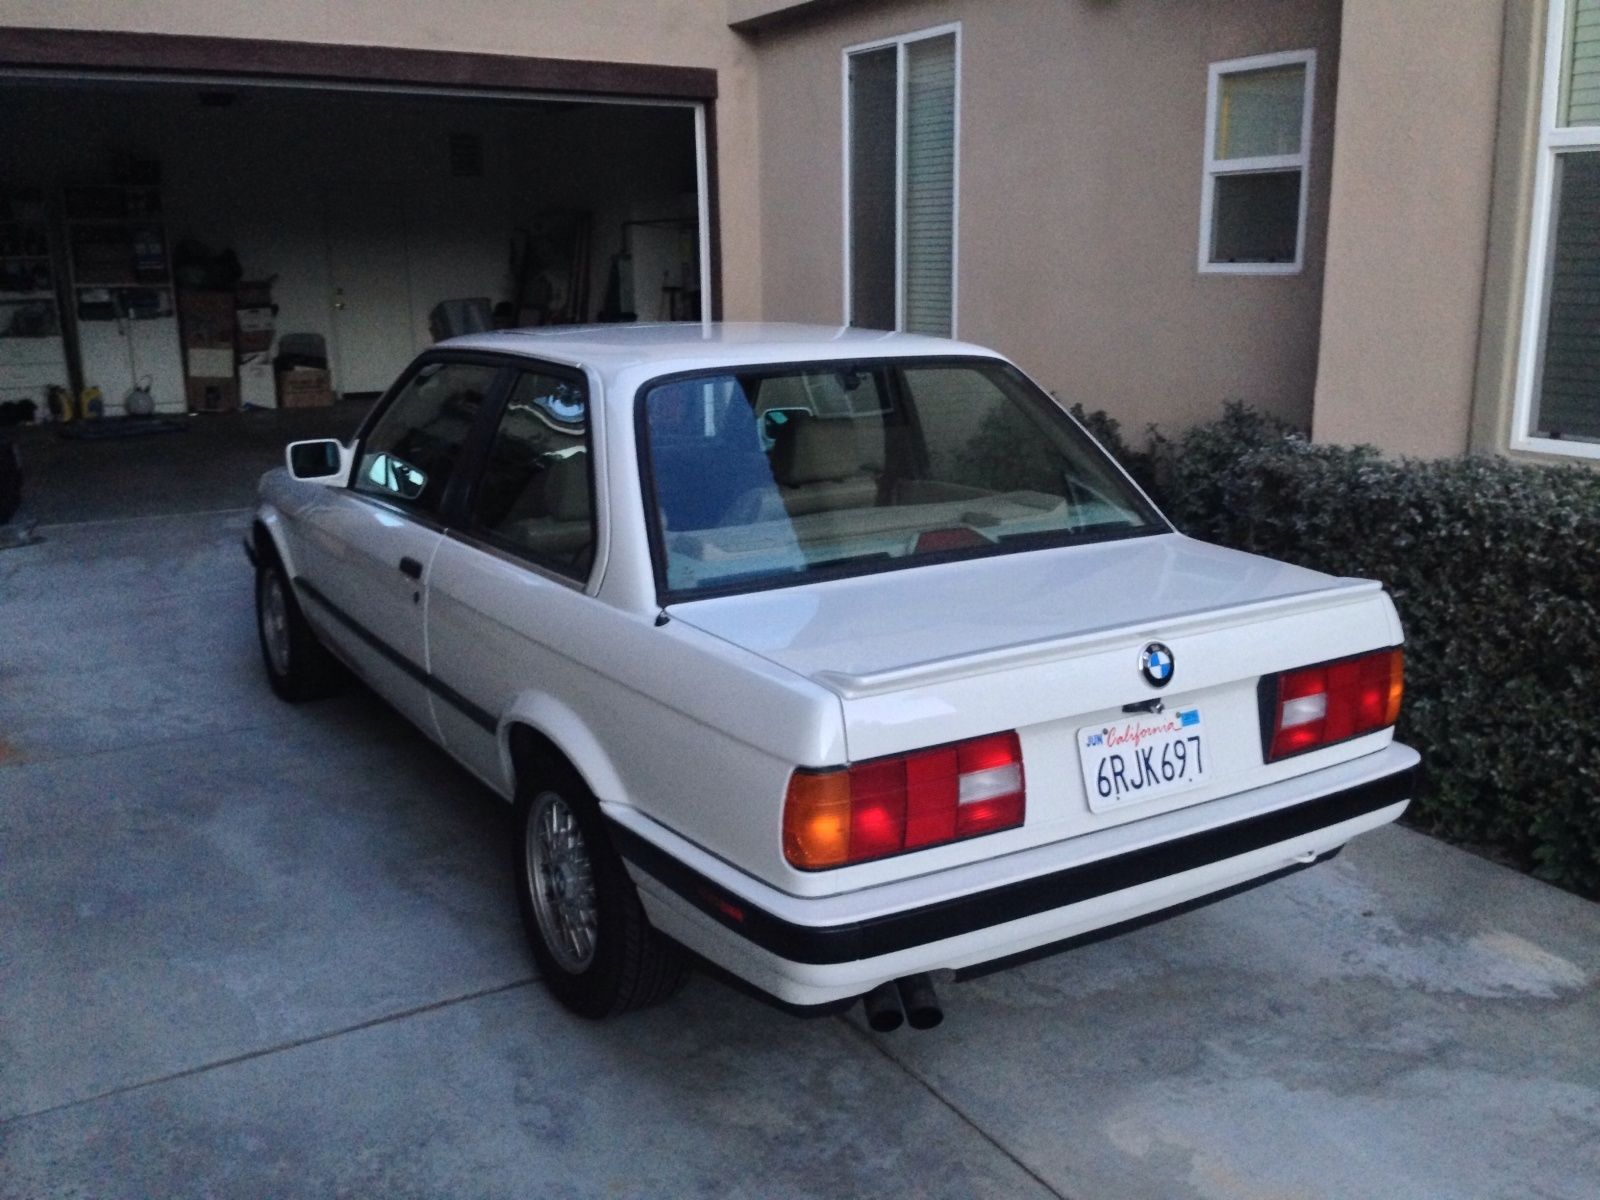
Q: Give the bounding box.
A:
[325,185,417,395]
[129,316,186,413]
[76,314,185,414]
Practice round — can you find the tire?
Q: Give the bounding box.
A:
[513,764,689,1018]
[254,555,340,702]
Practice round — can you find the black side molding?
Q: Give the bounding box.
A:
[611,765,1413,967]
[294,577,497,733]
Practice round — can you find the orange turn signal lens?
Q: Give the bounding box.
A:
[1383,648,1405,727]
[783,732,1026,869]
[782,769,853,870]
[1265,646,1404,761]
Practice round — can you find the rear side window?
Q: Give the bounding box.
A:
[355,361,499,514]
[470,370,595,578]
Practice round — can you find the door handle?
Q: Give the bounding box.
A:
[398,556,424,580]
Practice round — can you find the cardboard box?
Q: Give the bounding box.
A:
[236,280,275,352]
[239,352,276,409]
[236,307,274,334]
[177,290,235,349]
[278,366,333,408]
[236,306,274,354]
[187,377,239,413]
[186,346,235,379]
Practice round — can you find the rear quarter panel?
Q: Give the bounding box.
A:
[422,537,851,884]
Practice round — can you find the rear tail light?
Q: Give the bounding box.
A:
[783,732,1025,870]
[1262,647,1403,762]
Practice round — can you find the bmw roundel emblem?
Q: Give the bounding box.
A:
[1140,642,1175,688]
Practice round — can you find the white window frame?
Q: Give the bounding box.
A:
[1511,0,1600,460]
[840,22,962,333]
[1198,49,1316,276]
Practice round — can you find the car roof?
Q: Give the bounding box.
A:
[437,322,1007,386]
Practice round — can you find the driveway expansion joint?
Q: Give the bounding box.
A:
[1,976,538,1129]
[836,1015,1075,1200]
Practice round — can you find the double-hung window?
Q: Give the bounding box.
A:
[844,25,959,335]
[1516,0,1600,456]
[1199,50,1316,274]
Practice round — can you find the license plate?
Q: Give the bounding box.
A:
[1079,707,1209,813]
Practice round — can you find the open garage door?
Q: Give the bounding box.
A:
[0,32,715,525]
[1,69,712,419]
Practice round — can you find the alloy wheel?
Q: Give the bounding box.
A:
[526,790,599,973]
[260,571,292,677]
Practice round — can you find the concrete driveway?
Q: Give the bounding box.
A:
[2,420,1598,1199]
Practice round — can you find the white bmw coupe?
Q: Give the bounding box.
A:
[249,324,1417,1028]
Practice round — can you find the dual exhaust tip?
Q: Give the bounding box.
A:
[861,973,942,1032]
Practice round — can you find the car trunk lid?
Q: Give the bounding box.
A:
[669,533,1402,862]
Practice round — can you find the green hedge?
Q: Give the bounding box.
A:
[1076,403,1600,897]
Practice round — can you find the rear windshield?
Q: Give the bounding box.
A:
[639,358,1164,598]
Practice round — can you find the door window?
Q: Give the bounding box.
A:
[354,361,500,514]
[470,370,595,578]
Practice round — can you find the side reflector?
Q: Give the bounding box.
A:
[1265,647,1403,762]
[783,731,1025,870]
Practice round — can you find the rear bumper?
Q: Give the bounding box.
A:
[611,742,1418,1008]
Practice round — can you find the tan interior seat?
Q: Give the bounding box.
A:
[770,414,881,516]
[507,451,592,560]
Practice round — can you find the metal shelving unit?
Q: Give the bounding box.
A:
[0,209,70,422]
[62,184,185,415]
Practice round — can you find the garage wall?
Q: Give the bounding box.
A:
[749,0,1343,436]
[0,0,764,319]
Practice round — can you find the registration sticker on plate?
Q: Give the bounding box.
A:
[1079,707,1209,813]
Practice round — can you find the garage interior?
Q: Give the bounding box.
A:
[1,72,705,431]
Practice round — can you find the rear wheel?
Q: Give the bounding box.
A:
[255,556,340,702]
[514,765,689,1017]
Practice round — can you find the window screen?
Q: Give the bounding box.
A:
[1215,65,1306,159]
[1211,172,1302,264]
[1565,0,1600,125]
[1518,2,1600,453]
[1533,151,1600,442]
[847,29,958,333]
[904,35,957,336]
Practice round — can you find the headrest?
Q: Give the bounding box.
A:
[771,415,876,486]
[544,452,590,521]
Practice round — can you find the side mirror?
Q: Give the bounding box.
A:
[363,452,427,501]
[286,438,352,486]
[758,408,796,451]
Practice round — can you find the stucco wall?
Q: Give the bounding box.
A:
[0,0,765,320]
[1472,0,1569,463]
[749,0,1343,435]
[1311,0,1507,456]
